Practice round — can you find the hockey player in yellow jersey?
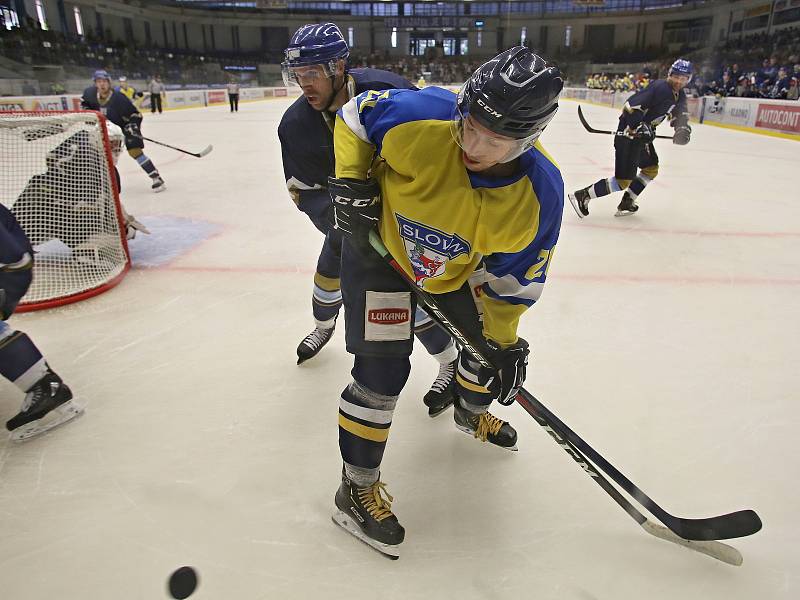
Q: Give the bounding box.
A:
[328,47,565,557]
[116,76,144,107]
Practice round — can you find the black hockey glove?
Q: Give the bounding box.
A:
[456,337,529,407]
[632,122,655,142]
[122,121,142,141]
[673,124,691,146]
[328,176,381,250]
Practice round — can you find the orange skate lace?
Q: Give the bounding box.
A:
[474,411,504,442]
[357,481,395,522]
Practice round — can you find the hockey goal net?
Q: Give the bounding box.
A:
[0,111,130,311]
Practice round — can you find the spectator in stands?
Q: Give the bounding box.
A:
[758,58,778,88]
[718,72,736,97]
[735,75,755,98]
[787,77,799,101]
[770,67,792,99]
[148,75,165,114]
[726,63,742,83]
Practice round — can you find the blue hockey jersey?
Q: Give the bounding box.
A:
[81,86,142,128]
[618,79,688,133]
[277,68,415,227]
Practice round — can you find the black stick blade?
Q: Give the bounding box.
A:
[669,509,762,541]
[577,105,609,134]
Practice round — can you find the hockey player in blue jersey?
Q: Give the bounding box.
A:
[1,204,84,441]
[569,59,693,218]
[328,47,564,557]
[82,70,165,193]
[278,23,458,416]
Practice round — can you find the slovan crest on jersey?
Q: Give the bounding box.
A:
[395,214,470,285]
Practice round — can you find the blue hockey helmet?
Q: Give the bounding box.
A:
[453,46,563,161]
[282,23,349,86]
[668,59,693,80]
[285,23,348,66]
[93,69,111,82]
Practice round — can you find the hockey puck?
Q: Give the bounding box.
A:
[168,566,198,599]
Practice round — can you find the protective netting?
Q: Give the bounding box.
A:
[0,111,129,310]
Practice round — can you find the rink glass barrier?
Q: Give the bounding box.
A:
[1,86,796,138]
[561,87,800,139]
[0,86,302,114]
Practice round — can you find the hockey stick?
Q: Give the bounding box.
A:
[513,395,744,566]
[367,231,760,558]
[577,105,674,140]
[142,136,213,158]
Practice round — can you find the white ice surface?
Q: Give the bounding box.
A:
[0,99,797,600]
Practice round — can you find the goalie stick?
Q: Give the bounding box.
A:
[367,230,761,562]
[142,136,213,158]
[577,105,674,140]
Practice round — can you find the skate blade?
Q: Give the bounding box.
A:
[331,510,400,560]
[454,424,518,452]
[10,400,85,442]
[567,193,587,219]
[153,184,166,193]
[614,210,637,217]
[296,347,325,365]
[427,400,454,418]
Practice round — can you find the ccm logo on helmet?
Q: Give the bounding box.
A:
[476,98,502,118]
[368,309,410,325]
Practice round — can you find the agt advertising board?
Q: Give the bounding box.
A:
[0,95,82,111]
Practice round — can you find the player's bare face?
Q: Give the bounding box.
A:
[668,74,690,92]
[460,116,518,172]
[95,79,111,98]
[294,65,334,111]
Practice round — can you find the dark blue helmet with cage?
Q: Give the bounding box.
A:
[668,59,693,80]
[453,46,563,162]
[282,23,349,87]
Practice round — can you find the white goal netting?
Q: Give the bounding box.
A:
[0,111,130,310]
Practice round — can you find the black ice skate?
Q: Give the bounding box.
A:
[453,399,518,451]
[151,174,166,193]
[6,369,83,442]
[296,323,335,364]
[615,192,639,217]
[568,188,590,218]
[423,358,457,418]
[332,472,404,559]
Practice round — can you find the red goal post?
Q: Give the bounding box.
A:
[0,110,131,311]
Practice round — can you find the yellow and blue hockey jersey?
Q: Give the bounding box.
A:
[334,86,564,346]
